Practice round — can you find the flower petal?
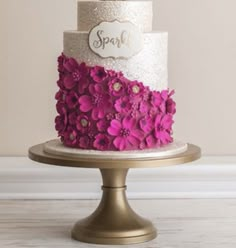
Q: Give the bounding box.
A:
[79,95,93,112]
[131,129,144,140]
[123,116,135,129]
[64,75,76,89]
[127,136,139,147]
[113,137,126,151]
[108,120,121,136]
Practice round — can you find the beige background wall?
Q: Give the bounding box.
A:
[0,0,236,156]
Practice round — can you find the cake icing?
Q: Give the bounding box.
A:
[64,31,168,91]
[77,1,153,32]
[55,0,176,151]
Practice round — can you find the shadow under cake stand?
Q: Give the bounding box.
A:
[28,140,201,245]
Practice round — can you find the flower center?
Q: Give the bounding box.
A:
[156,124,164,131]
[80,118,88,127]
[120,128,130,137]
[72,70,81,81]
[121,102,127,108]
[69,133,75,141]
[71,96,77,103]
[96,70,105,78]
[113,82,122,92]
[132,85,140,94]
[99,139,107,146]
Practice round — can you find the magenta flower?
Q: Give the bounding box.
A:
[63,59,88,90]
[56,102,67,115]
[79,136,91,149]
[166,98,176,114]
[97,119,109,132]
[63,127,78,147]
[108,117,144,151]
[55,115,67,135]
[139,116,154,133]
[166,91,176,114]
[151,91,162,107]
[68,112,77,125]
[106,113,115,121]
[128,81,145,99]
[79,84,110,120]
[151,91,166,113]
[78,77,89,94]
[107,69,123,78]
[93,134,111,151]
[139,101,150,114]
[108,78,126,96]
[114,96,131,113]
[57,54,66,73]
[90,66,107,83]
[76,114,90,133]
[55,90,66,102]
[65,91,79,109]
[146,134,158,148]
[154,114,174,145]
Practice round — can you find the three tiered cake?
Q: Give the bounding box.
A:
[55,0,177,151]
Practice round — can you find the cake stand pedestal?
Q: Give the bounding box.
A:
[28,143,201,245]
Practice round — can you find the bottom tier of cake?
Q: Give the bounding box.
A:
[55,54,176,151]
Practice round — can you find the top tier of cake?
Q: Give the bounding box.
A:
[77,0,153,32]
[64,0,168,91]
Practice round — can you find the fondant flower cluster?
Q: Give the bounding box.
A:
[55,54,176,151]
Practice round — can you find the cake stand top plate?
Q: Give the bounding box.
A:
[28,141,201,169]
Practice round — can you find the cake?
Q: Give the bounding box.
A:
[55,0,176,151]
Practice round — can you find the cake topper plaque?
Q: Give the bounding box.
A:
[89,20,144,59]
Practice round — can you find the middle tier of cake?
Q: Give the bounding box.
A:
[64,31,168,91]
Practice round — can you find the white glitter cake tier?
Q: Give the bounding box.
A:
[64,31,168,91]
[77,1,153,32]
[44,140,188,160]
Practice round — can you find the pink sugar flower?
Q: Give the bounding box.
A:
[108,117,143,151]
[166,98,176,114]
[63,59,88,90]
[55,90,66,102]
[76,114,90,133]
[97,119,109,132]
[166,90,176,114]
[93,134,111,151]
[55,115,67,135]
[64,127,78,147]
[68,112,77,125]
[154,114,174,145]
[151,91,162,107]
[128,81,145,99]
[65,92,79,109]
[151,91,166,113]
[79,84,110,120]
[107,69,123,78]
[79,136,91,149]
[90,66,107,83]
[139,101,151,114]
[78,77,89,94]
[106,113,115,121]
[57,79,66,90]
[56,102,67,115]
[114,96,131,113]
[146,134,158,148]
[139,116,154,133]
[108,78,126,96]
[57,54,67,73]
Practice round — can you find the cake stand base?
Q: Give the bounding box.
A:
[71,168,157,245]
[29,142,201,245]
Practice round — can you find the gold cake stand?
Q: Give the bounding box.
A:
[28,143,201,245]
